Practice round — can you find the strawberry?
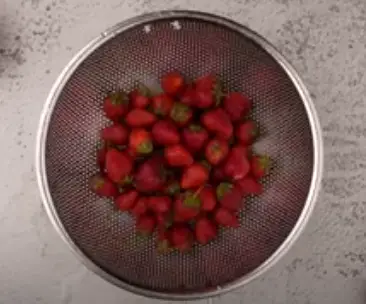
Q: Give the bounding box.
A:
[129,128,153,155]
[148,196,171,214]
[194,90,214,108]
[195,74,216,91]
[169,224,193,251]
[136,214,156,235]
[181,124,209,153]
[164,181,181,196]
[115,190,138,211]
[152,120,180,146]
[216,182,243,211]
[164,144,194,167]
[125,109,157,127]
[103,91,129,121]
[195,74,224,108]
[129,88,150,109]
[181,163,209,189]
[174,192,201,222]
[214,208,239,228]
[205,138,229,165]
[224,146,250,180]
[201,108,233,140]
[131,196,148,216]
[223,92,251,122]
[235,176,263,195]
[250,155,271,179]
[199,186,217,211]
[89,174,118,197]
[101,123,128,145]
[180,85,196,106]
[195,217,218,244]
[236,121,258,145]
[151,94,174,117]
[134,155,166,192]
[161,71,185,96]
[170,102,193,127]
[105,149,133,183]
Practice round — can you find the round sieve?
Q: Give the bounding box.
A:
[36,10,323,300]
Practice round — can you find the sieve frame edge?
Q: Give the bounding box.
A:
[35,10,324,301]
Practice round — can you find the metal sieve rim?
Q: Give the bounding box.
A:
[35,10,323,300]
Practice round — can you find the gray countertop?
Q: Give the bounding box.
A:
[1,0,365,303]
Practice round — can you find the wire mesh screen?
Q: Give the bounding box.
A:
[44,17,314,293]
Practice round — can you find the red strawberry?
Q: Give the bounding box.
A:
[129,128,153,155]
[129,88,150,109]
[161,71,185,96]
[216,182,243,211]
[89,174,118,197]
[236,121,258,145]
[195,74,216,91]
[181,163,209,189]
[170,102,193,127]
[223,92,251,122]
[182,124,209,153]
[136,214,156,235]
[194,90,214,108]
[235,176,263,195]
[214,208,239,228]
[174,192,201,222]
[201,108,233,140]
[250,155,271,179]
[195,217,218,244]
[125,109,157,127]
[131,197,148,216]
[105,149,133,183]
[148,196,171,214]
[152,120,180,146]
[195,74,224,108]
[205,138,229,165]
[169,224,193,251]
[224,146,250,180]
[164,181,181,196]
[199,186,217,211]
[180,85,196,106]
[134,155,166,192]
[96,145,107,171]
[115,190,138,211]
[151,94,174,116]
[164,144,194,167]
[101,123,128,145]
[103,91,129,121]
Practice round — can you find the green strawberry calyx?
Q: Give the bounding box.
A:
[216,182,233,200]
[257,155,271,172]
[137,141,153,154]
[90,175,104,191]
[183,191,201,208]
[110,91,129,105]
[171,103,189,122]
[189,124,202,132]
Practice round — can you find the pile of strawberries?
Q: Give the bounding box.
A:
[90,72,270,252]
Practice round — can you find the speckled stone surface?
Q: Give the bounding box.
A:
[1,0,365,303]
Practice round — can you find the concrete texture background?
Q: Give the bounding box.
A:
[0,0,365,303]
